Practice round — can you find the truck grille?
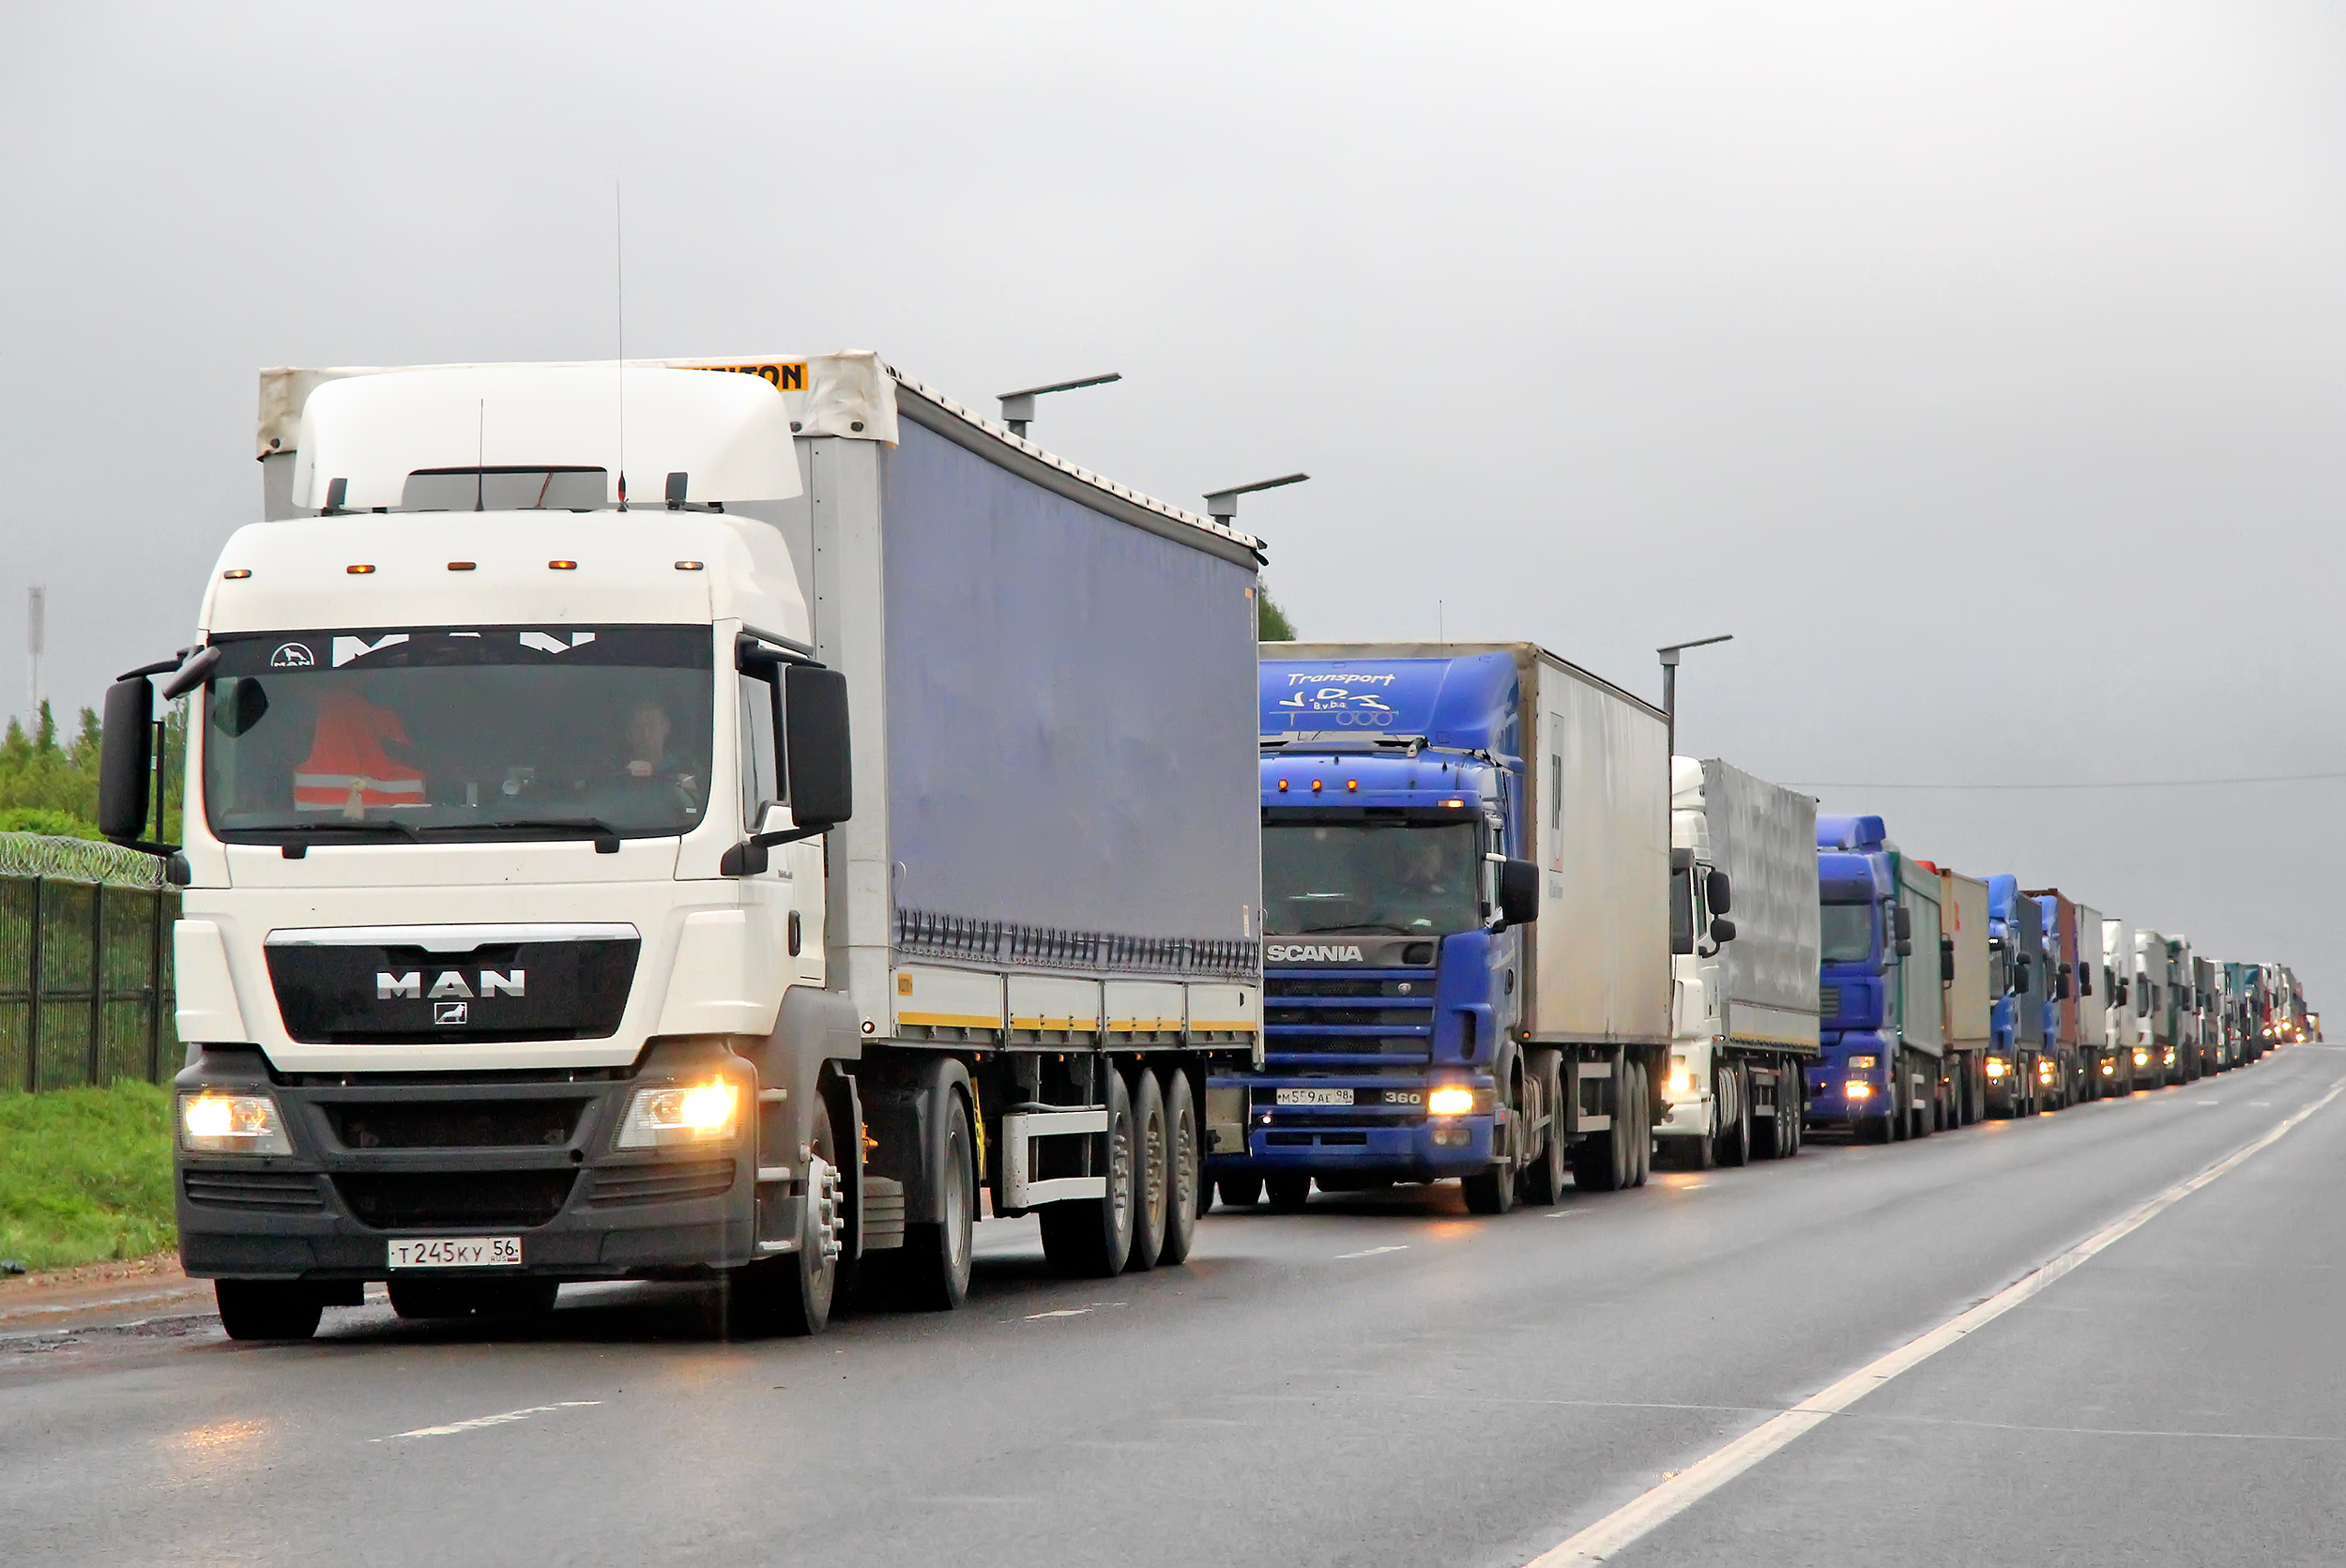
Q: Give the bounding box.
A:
[267,936,639,1044]
[1819,987,1840,1018]
[1263,967,1436,1069]
[334,1170,577,1230]
[327,1100,586,1149]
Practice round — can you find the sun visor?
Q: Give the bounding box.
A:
[286,363,801,511]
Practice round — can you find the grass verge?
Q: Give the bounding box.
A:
[0,1081,175,1271]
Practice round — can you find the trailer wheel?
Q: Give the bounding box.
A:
[1159,1070,1202,1266]
[215,1280,324,1342]
[1752,1059,1788,1160]
[1264,1175,1312,1212]
[1714,1063,1750,1167]
[1126,1068,1169,1272]
[1041,1066,1136,1277]
[1520,1053,1569,1205]
[895,1088,976,1310]
[1216,1176,1263,1209]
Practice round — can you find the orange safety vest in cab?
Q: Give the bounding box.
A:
[294,691,425,812]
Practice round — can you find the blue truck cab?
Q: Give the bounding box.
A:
[1219,652,1521,1207]
[1811,814,1948,1140]
[1985,875,2047,1115]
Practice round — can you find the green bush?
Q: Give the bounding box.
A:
[0,807,104,839]
[0,1081,176,1271]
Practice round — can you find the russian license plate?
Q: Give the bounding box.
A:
[1275,1087,1354,1106]
[387,1236,523,1269]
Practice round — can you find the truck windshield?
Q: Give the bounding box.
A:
[200,625,714,842]
[1820,900,1878,964]
[1262,819,1481,936]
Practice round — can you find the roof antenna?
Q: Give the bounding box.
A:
[475,399,486,511]
[614,178,628,512]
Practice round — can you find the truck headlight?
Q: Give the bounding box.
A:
[1843,1081,1873,1098]
[1986,1058,2008,1079]
[617,1079,741,1149]
[2132,1049,2148,1066]
[179,1091,293,1156]
[1426,1085,1478,1117]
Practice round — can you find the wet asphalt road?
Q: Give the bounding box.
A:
[8,1045,2340,1568]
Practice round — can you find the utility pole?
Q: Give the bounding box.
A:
[1657,632,1732,757]
[25,585,43,727]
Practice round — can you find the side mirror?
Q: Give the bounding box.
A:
[2079,962,2093,998]
[1497,858,1540,928]
[1705,869,1731,916]
[2054,966,2071,1000]
[783,664,853,829]
[1893,906,1913,944]
[2016,953,2033,992]
[1941,936,1956,985]
[1709,916,1736,945]
[99,677,156,844]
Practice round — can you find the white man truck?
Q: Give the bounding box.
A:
[1656,757,1820,1167]
[101,357,1264,1340]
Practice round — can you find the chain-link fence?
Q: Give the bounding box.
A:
[0,834,180,1090]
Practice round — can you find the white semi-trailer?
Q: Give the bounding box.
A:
[1656,757,1820,1167]
[102,356,1264,1340]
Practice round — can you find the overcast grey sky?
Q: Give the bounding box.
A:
[5,2,2342,1000]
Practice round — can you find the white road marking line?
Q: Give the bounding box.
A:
[1026,1308,1092,1319]
[1522,1073,2346,1567]
[380,1401,601,1440]
[1333,1245,1409,1259]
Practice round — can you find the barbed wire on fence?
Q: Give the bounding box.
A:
[0,833,165,889]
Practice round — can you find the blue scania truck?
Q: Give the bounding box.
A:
[1810,814,1950,1140]
[1208,644,1672,1214]
[1985,875,2049,1115]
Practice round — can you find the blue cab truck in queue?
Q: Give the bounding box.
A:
[1211,645,1673,1214]
[1809,815,1952,1141]
[1986,875,2051,1116]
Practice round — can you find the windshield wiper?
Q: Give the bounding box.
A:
[1294,922,1414,936]
[420,817,625,853]
[255,820,422,842]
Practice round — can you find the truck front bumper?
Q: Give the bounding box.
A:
[174,1044,781,1282]
[1203,1074,1496,1180]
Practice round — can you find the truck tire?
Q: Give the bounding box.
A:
[1125,1068,1169,1272]
[725,1098,842,1337]
[1570,1055,1631,1193]
[1752,1059,1790,1159]
[1628,1061,1652,1187]
[1714,1063,1750,1167]
[1216,1176,1263,1209]
[1265,1175,1312,1212]
[1158,1070,1202,1265]
[1464,1060,1523,1214]
[1041,1067,1136,1277]
[895,1088,976,1310]
[215,1279,323,1342]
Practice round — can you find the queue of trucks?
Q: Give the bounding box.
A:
[92,356,2316,1339]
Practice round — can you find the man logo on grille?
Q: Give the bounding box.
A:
[269,643,314,667]
[434,1001,469,1025]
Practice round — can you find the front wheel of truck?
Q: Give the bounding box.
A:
[1464,1059,1523,1214]
[1216,1176,1263,1209]
[1520,1055,1569,1205]
[1264,1175,1312,1212]
[215,1279,323,1343]
[726,1099,841,1337]
[1041,1067,1136,1276]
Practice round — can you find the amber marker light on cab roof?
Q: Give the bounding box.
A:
[674,560,704,571]
[549,559,577,571]
[447,561,476,571]
[221,569,251,580]
[346,564,374,574]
